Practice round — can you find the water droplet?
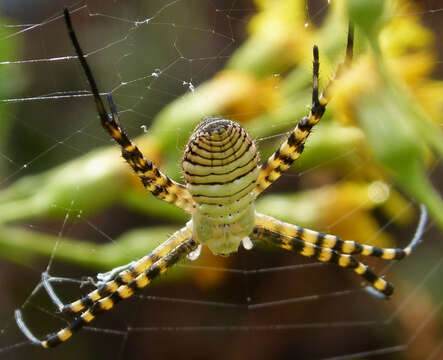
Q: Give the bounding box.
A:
[183,81,195,93]
[152,69,161,78]
[368,180,390,204]
[187,244,202,261]
[304,22,309,28]
[242,237,254,250]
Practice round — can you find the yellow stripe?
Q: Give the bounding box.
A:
[124,144,135,152]
[319,235,337,248]
[381,249,396,260]
[185,159,257,184]
[354,263,367,275]
[298,229,318,244]
[301,244,315,257]
[81,311,95,323]
[374,278,387,291]
[188,167,259,197]
[89,290,102,301]
[70,300,84,312]
[318,248,333,262]
[342,241,357,253]
[117,286,134,299]
[361,246,373,256]
[57,328,73,342]
[99,298,114,311]
[338,255,352,267]
[183,144,255,176]
[110,127,122,140]
[136,275,149,288]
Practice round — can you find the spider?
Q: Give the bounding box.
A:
[15,8,426,349]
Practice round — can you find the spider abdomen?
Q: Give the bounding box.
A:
[182,117,259,254]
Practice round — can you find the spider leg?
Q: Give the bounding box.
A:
[254,23,354,197]
[252,221,393,298]
[43,222,193,315]
[16,235,197,348]
[255,205,426,259]
[63,8,195,213]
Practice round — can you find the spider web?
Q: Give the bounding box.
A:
[0,1,441,359]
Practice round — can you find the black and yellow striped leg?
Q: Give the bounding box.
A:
[41,223,193,316]
[254,23,354,197]
[63,8,195,213]
[251,223,394,298]
[255,207,426,260]
[16,237,198,348]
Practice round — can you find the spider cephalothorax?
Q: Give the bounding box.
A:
[14,8,426,349]
[183,117,259,254]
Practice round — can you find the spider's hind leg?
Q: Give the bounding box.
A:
[252,207,426,298]
[252,219,393,298]
[53,223,193,316]
[16,231,198,348]
[255,208,426,260]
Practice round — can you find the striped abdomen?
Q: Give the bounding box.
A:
[182,117,259,255]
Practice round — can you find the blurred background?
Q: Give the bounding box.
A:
[0,0,441,359]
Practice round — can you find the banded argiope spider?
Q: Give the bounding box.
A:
[15,8,427,348]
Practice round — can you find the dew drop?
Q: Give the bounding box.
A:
[152,68,161,77]
[183,81,195,93]
[242,237,254,250]
[368,180,390,204]
[187,244,202,261]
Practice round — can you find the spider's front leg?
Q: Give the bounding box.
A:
[254,24,354,197]
[15,227,198,348]
[63,8,195,212]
